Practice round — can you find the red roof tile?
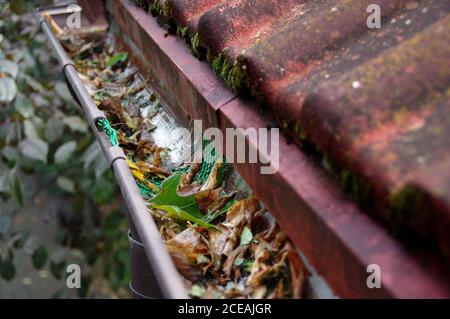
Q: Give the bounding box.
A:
[135,0,450,262]
[171,0,223,32]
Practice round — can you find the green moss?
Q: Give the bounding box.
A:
[322,153,431,241]
[149,1,161,15]
[337,169,372,206]
[321,155,333,174]
[177,25,189,38]
[191,33,202,57]
[176,26,204,58]
[150,0,170,17]
[317,154,372,208]
[133,0,149,11]
[209,52,250,93]
[298,131,308,141]
[390,185,419,212]
[226,62,248,93]
[211,53,225,75]
[389,185,430,235]
[206,48,214,64]
[149,0,178,33]
[146,1,250,94]
[161,0,171,17]
[220,61,232,80]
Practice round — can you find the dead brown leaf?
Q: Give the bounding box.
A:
[195,187,222,213]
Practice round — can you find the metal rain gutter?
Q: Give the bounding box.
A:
[38,10,188,299]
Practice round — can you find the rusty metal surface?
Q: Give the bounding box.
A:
[131,0,450,264]
[109,0,450,297]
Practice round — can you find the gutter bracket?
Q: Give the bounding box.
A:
[106,146,127,168]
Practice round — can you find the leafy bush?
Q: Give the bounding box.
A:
[0,1,129,298]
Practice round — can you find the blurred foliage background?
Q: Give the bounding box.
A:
[0,0,130,298]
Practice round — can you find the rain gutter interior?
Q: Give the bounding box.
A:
[38,9,187,299]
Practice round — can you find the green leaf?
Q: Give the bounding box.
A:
[94,155,109,178]
[106,52,128,68]
[49,248,68,279]
[0,60,19,78]
[50,249,68,280]
[151,204,215,229]
[11,176,23,207]
[32,246,48,270]
[90,177,113,203]
[1,146,18,163]
[63,115,88,133]
[243,260,253,272]
[0,257,16,281]
[50,248,68,264]
[57,176,75,193]
[189,284,205,298]
[81,141,101,170]
[50,261,66,280]
[20,73,44,92]
[206,197,236,222]
[45,115,64,142]
[81,142,108,176]
[0,77,17,103]
[31,93,50,108]
[240,226,253,246]
[12,232,26,249]
[23,49,36,67]
[233,257,244,267]
[0,215,12,236]
[0,171,12,193]
[24,119,39,138]
[54,141,77,164]
[19,137,48,163]
[149,172,203,218]
[14,95,34,118]
[54,82,73,102]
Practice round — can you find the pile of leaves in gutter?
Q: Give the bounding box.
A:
[60,31,308,299]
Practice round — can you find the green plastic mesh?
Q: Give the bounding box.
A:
[151,178,162,188]
[96,118,157,198]
[173,165,190,174]
[95,119,226,197]
[194,140,227,185]
[96,118,119,146]
[137,181,155,199]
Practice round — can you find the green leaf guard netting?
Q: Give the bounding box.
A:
[96,117,226,198]
[96,118,119,147]
[194,140,227,185]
